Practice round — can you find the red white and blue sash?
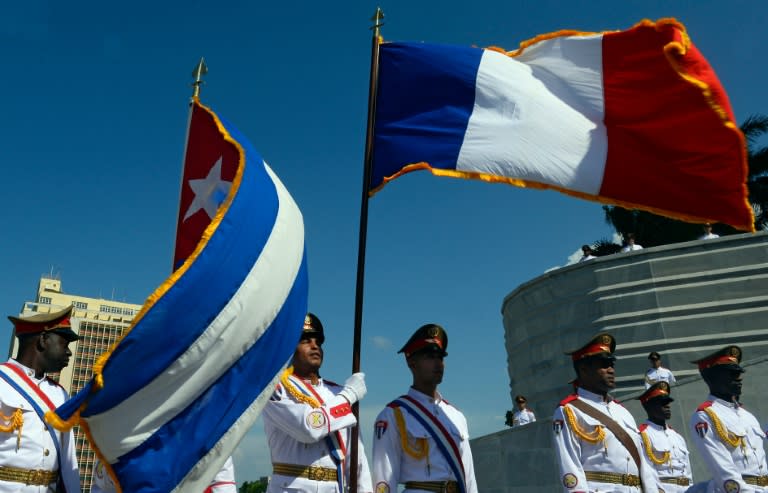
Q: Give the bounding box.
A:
[286,375,347,492]
[0,363,64,477]
[391,395,466,493]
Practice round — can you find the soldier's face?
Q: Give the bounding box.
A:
[646,401,672,422]
[579,357,615,393]
[293,336,323,374]
[408,350,444,386]
[40,332,73,373]
[706,367,743,399]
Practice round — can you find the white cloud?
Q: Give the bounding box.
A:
[371,336,392,350]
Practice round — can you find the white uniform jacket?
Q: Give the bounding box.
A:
[371,388,478,493]
[639,421,693,492]
[690,396,768,493]
[552,388,661,493]
[512,408,536,427]
[644,368,677,389]
[90,456,237,493]
[0,359,80,493]
[262,374,372,493]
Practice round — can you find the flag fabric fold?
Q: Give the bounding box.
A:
[49,99,308,492]
[371,18,754,231]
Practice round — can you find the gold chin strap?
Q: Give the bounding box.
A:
[563,405,605,445]
[640,431,671,465]
[0,409,23,451]
[703,407,745,449]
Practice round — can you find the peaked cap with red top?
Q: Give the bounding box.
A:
[692,345,743,372]
[565,332,616,362]
[9,306,79,342]
[638,381,673,405]
[399,323,448,358]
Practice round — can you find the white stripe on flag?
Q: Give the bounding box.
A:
[88,163,304,461]
[457,35,607,194]
[173,368,286,492]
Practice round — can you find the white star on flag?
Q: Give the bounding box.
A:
[183,156,232,221]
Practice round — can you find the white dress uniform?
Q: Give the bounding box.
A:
[262,373,372,493]
[90,456,236,493]
[552,388,661,492]
[0,360,80,493]
[639,421,693,492]
[690,396,768,492]
[371,387,478,493]
[644,368,677,389]
[512,408,536,427]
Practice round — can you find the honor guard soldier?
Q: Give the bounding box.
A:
[1,307,81,492]
[637,382,694,491]
[262,313,372,493]
[552,333,661,492]
[644,352,677,390]
[511,395,536,427]
[690,345,768,492]
[371,323,478,493]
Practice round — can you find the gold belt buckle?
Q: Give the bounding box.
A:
[308,467,333,482]
[621,474,640,487]
[28,469,44,486]
[444,482,458,493]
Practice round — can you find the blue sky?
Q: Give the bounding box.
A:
[2,0,767,485]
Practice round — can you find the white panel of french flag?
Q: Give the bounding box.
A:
[372,19,753,231]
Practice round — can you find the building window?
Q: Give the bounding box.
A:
[39,296,52,304]
[73,301,88,310]
[122,308,134,316]
[99,305,121,314]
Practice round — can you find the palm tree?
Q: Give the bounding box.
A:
[741,114,768,229]
[600,114,768,247]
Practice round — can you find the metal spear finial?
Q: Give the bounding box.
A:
[191,57,208,99]
[370,7,384,32]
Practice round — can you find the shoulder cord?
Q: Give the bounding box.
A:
[393,406,430,463]
[563,405,605,445]
[0,409,23,450]
[703,407,744,450]
[280,367,321,408]
[640,431,670,465]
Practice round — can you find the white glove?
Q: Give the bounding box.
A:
[338,372,367,405]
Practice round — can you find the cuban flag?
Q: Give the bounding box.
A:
[371,18,754,231]
[48,99,308,492]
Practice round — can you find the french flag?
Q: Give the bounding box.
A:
[49,100,309,492]
[371,19,753,231]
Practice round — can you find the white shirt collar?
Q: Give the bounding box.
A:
[709,394,740,409]
[7,358,43,381]
[577,387,612,403]
[408,386,443,405]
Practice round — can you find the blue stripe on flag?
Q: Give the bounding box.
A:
[372,42,482,190]
[113,254,308,491]
[68,119,279,416]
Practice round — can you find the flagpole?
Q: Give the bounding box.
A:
[172,58,208,272]
[349,8,384,493]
